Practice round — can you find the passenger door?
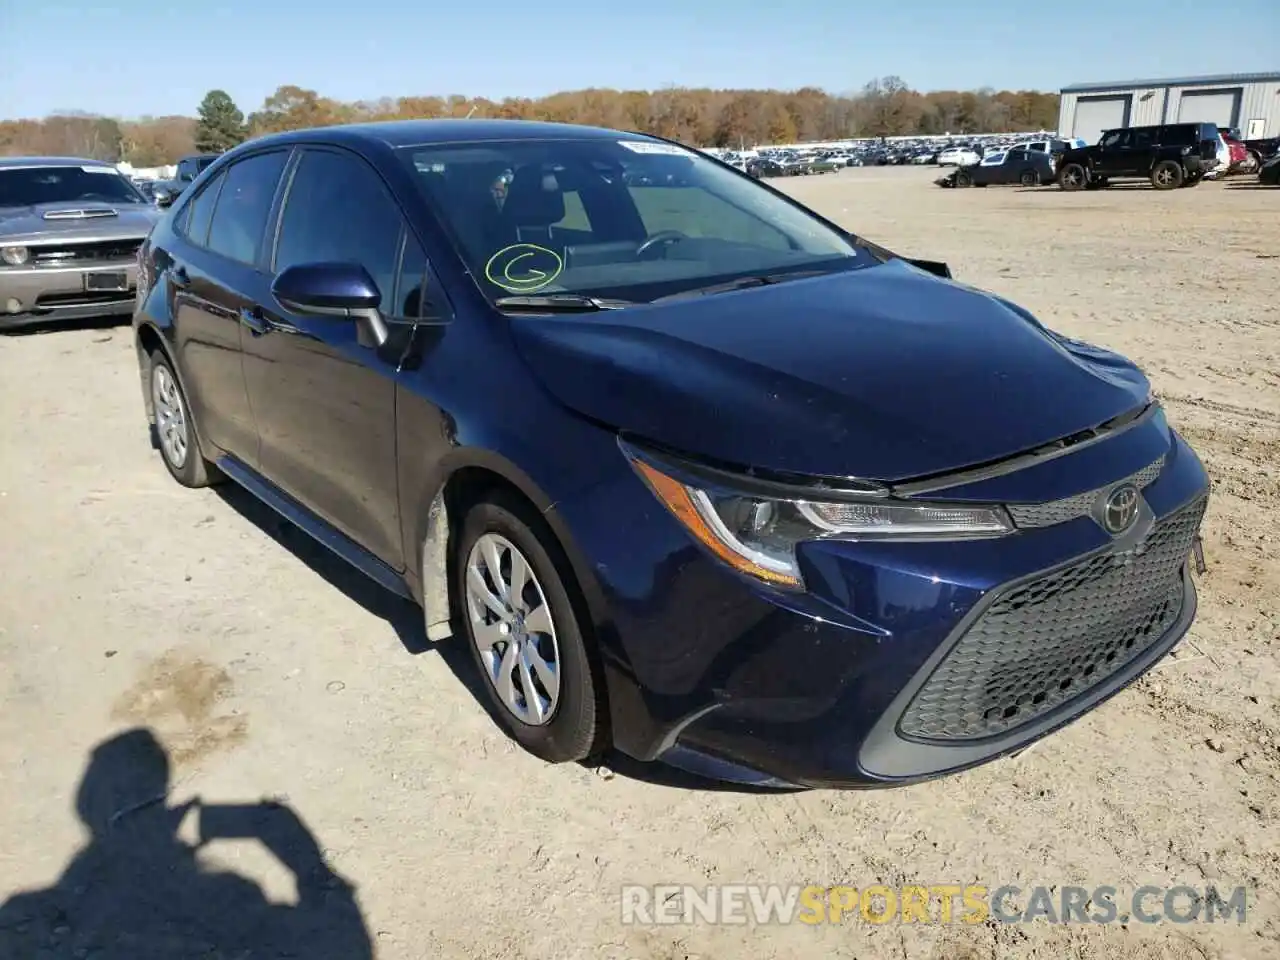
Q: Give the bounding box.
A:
[239,146,412,568]
[974,150,1005,185]
[166,151,290,463]
[1093,129,1128,176]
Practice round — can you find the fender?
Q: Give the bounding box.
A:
[402,444,615,645]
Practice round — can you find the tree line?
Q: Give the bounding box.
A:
[0,79,1061,166]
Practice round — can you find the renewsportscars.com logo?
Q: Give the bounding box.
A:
[620,884,1249,926]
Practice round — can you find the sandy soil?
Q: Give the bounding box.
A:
[1,167,1277,960]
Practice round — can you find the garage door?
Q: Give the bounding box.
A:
[1177,89,1241,129]
[1071,96,1130,144]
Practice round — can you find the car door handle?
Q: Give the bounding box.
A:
[239,306,272,335]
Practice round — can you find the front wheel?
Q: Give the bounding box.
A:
[455,494,605,764]
[148,349,220,488]
[1151,160,1184,190]
[954,169,973,187]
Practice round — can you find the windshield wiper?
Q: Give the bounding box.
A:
[493,294,638,312]
[652,269,833,302]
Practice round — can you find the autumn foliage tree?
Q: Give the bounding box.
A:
[1,80,1061,164]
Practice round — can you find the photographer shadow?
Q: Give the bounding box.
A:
[0,728,372,959]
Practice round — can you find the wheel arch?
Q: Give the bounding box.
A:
[408,449,609,648]
[134,319,218,466]
[134,321,169,423]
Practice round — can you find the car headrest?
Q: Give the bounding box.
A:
[501,167,565,227]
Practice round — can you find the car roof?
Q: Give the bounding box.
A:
[239,119,663,152]
[0,156,118,169]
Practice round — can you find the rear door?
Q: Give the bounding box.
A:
[239,146,412,566]
[165,150,290,462]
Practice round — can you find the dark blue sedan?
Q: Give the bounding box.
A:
[132,120,1210,788]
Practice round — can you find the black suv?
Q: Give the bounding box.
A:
[1057,122,1219,191]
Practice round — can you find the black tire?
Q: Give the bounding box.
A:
[1058,162,1087,191]
[1019,169,1038,187]
[147,349,220,488]
[954,169,973,188]
[1151,160,1184,190]
[454,492,605,764]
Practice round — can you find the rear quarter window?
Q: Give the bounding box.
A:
[177,171,226,246]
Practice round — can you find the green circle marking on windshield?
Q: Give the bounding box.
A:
[484,244,564,293]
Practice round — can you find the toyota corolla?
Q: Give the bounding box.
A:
[131,120,1210,788]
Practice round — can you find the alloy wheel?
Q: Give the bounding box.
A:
[1155,167,1175,187]
[151,364,189,469]
[464,533,561,725]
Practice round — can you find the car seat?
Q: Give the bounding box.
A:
[498,166,566,248]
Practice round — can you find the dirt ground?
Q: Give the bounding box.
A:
[1,167,1277,960]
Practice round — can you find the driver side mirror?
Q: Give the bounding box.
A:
[271,262,390,346]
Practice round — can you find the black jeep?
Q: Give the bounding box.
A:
[1057,122,1220,191]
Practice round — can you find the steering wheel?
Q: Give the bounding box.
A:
[635,230,688,260]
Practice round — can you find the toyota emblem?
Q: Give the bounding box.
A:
[1102,484,1140,534]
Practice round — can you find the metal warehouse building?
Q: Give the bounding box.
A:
[1058,72,1280,144]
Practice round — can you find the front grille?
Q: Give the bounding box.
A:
[899,496,1206,742]
[1007,455,1166,529]
[29,238,143,266]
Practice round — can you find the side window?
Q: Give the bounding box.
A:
[206,151,288,267]
[1099,131,1123,149]
[1130,129,1154,150]
[178,170,225,246]
[274,149,403,308]
[1029,142,1047,152]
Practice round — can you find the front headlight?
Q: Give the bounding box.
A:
[628,454,1013,588]
[1,245,30,266]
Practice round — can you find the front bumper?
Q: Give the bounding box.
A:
[0,261,139,326]
[555,424,1210,789]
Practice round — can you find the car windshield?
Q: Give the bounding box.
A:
[0,165,145,207]
[398,137,874,305]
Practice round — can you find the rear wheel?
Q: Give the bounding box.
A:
[1058,163,1087,191]
[1151,160,1184,190]
[148,349,220,488]
[1019,170,1038,187]
[455,493,605,764]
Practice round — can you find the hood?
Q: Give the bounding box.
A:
[509,261,1150,482]
[0,201,160,244]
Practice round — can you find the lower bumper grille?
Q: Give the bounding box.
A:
[899,496,1207,742]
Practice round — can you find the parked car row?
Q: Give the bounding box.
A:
[936,121,1277,192]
